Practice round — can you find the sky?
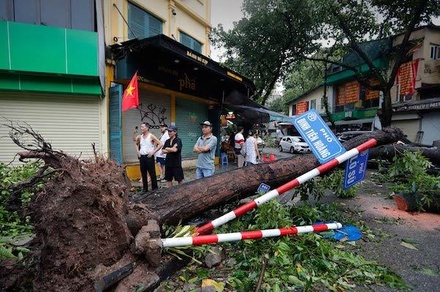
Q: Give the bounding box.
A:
[210,0,244,62]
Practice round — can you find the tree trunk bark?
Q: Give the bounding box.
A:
[368,144,440,166]
[128,127,405,228]
[380,90,393,127]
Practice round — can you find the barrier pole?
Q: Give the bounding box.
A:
[196,139,377,235]
[164,222,342,248]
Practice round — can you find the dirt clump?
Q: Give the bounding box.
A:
[29,155,133,291]
[0,122,148,291]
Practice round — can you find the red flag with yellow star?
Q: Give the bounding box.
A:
[122,71,139,111]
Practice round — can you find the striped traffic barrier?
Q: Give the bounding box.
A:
[196,138,377,235]
[163,222,342,248]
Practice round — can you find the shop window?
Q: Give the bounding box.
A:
[430,44,440,60]
[1,0,95,31]
[363,98,379,108]
[128,2,163,39]
[180,32,202,53]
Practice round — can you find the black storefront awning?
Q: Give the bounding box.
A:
[109,34,256,107]
[224,104,292,124]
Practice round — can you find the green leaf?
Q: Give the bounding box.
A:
[288,275,305,287]
[400,241,418,250]
[420,267,439,276]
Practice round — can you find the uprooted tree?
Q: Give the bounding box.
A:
[2,122,436,291]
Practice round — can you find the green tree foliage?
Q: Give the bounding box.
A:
[212,0,440,125]
[0,162,40,260]
[211,0,324,105]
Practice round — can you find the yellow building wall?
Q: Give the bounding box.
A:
[104,0,211,57]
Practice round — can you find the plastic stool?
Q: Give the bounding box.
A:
[221,153,229,165]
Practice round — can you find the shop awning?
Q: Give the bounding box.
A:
[224,104,292,124]
[109,34,256,106]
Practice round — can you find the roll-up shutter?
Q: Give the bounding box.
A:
[421,112,440,145]
[175,99,208,159]
[122,91,170,163]
[0,93,101,164]
[391,115,420,143]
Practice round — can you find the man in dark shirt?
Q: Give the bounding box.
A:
[161,125,184,187]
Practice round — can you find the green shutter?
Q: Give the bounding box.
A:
[149,15,162,36]
[180,32,202,53]
[128,3,162,39]
[109,84,123,163]
[175,99,208,159]
[128,3,146,39]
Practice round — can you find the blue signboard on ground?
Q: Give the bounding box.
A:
[343,150,369,189]
[292,109,346,164]
[257,183,271,194]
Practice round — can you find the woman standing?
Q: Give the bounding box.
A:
[244,130,260,166]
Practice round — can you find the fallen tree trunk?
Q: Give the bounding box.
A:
[128,127,406,228]
[393,193,440,212]
[369,144,440,166]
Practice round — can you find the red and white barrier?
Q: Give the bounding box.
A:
[163,222,342,247]
[196,139,377,235]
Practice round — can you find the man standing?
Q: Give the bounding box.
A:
[193,121,217,179]
[234,126,245,167]
[161,125,184,187]
[155,123,169,181]
[244,130,260,166]
[135,122,162,193]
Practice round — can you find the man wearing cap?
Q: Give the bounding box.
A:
[193,121,218,179]
[135,122,162,193]
[161,125,184,187]
[155,123,169,181]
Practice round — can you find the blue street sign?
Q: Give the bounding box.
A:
[343,150,369,189]
[257,183,271,194]
[292,109,346,164]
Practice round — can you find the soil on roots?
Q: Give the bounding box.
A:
[11,155,133,291]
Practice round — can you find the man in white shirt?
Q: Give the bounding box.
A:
[135,122,162,193]
[155,123,169,181]
[234,126,245,167]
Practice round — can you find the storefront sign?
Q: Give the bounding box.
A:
[296,101,308,115]
[186,51,208,65]
[396,59,419,96]
[394,100,440,111]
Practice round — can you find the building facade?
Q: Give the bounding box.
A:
[286,25,440,144]
[390,25,440,144]
[0,0,259,167]
[287,85,328,117]
[0,0,106,164]
[104,0,256,166]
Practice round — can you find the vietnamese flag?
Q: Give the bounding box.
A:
[122,71,139,111]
